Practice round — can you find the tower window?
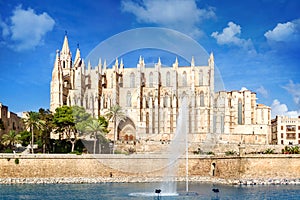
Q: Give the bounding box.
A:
[199,70,203,86]
[238,99,243,125]
[200,92,205,107]
[130,73,135,88]
[182,71,187,86]
[149,72,153,87]
[166,71,170,86]
[126,91,131,107]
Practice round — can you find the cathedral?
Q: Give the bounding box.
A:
[50,35,271,145]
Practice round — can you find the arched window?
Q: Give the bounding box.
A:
[182,71,187,86]
[221,114,224,134]
[238,99,243,125]
[164,95,168,108]
[130,72,135,88]
[126,91,131,107]
[149,72,153,87]
[199,70,203,86]
[166,71,170,86]
[146,112,149,134]
[85,96,89,109]
[200,92,205,107]
[111,74,113,88]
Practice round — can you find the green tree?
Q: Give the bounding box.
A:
[84,118,108,154]
[38,108,54,153]
[53,105,76,152]
[23,111,44,154]
[1,130,22,150]
[73,106,91,136]
[19,130,31,147]
[105,104,126,153]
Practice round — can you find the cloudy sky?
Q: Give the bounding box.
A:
[0,0,299,118]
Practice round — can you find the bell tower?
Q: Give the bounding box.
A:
[50,33,73,112]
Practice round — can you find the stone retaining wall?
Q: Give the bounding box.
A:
[1,154,299,184]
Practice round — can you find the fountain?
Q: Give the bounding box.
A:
[129,97,198,197]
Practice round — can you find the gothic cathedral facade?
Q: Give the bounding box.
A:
[50,35,271,145]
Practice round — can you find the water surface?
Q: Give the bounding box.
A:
[1,182,300,200]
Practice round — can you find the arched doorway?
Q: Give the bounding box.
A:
[118,117,136,141]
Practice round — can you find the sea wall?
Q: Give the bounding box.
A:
[0,153,300,184]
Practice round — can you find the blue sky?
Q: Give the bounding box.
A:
[0,0,299,118]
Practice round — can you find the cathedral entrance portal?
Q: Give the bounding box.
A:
[118,118,136,141]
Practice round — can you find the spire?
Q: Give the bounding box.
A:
[158,57,161,65]
[113,57,119,73]
[74,43,81,64]
[98,57,102,66]
[97,58,102,74]
[191,56,195,67]
[54,49,61,69]
[138,55,145,70]
[209,52,214,67]
[103,59,107,74]
[120,58,124,72]
[210,52,214,61]
[61,32,71,55]
[173,57,178,69]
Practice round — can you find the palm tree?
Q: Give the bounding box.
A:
[38,108,54,153]
[105,104,126,153]
[1,130,22,150]
[23,111,44,154]
[84,118,108,154]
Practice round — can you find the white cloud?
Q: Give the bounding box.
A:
[283,80,300,106]
[0,5,55,51]
[271,99,299,118]
[240,87,248,92]
[256,86,268,98]
[264,19,300,42]
[121,0,215,38]
[211,22,255,52]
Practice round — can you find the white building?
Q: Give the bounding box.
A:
[271,116,300,145]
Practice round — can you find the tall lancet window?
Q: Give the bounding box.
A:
[199,70,203,86]
[166,71,170,86]
[164,95,168,108]
[85,96,89,109]
[110,74,113,88]
[149,72,153,87]
[182,71,187,86]
[126,91,131,107]
[130,72,135,88]
[200,91,205,107]
[238,99,243,125]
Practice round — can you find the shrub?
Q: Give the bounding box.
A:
[206,151,215,155]
[4,149,13,153]
[114,150,123,154]
[69,150,82,155]
[14,158,19,165]
[282,146,299,154]
[264,148,275,154]
[225,150,236,156]
[193,148,204,155]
